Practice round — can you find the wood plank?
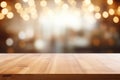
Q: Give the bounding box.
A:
[0,54,120,74]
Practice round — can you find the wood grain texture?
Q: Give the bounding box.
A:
[0,54,120,74]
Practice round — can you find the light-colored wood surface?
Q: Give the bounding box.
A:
[0,54,120,74]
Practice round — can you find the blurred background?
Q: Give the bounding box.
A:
[0,0,120,53]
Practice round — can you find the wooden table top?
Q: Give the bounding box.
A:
[0,54,120,74]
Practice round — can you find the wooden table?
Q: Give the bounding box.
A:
[0,54,120,80]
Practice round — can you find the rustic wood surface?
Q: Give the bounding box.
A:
[0,54,120,74]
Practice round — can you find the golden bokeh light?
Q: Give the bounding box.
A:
[95,13,101,19]
[107,0,113,5]
[83,0,91,5]
[15,3,22,10]
[28,0,35,6]
[0,1,7,8]
[23,0,28,3]
[1,8,8,15]
[54,0,61,4]
[0,13,5,20]
[7,12,14,19]
[117,6,120,16]
[95,6,100,12]
[40,0,47,7]
[102,11,109,18]
[22,14,30,21]
[88,4,95,12]
[113,16,119,23]
[109,8,115,15]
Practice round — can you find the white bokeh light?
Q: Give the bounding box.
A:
[6,38,14,46]
[18,31,26,40]
[34,39,46,50]
[39,8,96,34]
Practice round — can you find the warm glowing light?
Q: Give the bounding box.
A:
[7,12,14,19]
[88,4,95,12]
[64,13,82,31]
[62,4,69,10]
[39,4,96,33]
[54,0,61,4]
[0,13,5,20]
[15,3,22,10]
[31,12,38,19]
[68,0,76,6]
[113,16,119,23]
[95,13,101,19]
[102,11,109,18]
[40,11,83,32]
[18,31,26,40]
[109,8,115,15]
[21,14,30,21]
[23,0,28,2]
[95,6,100,12]
[34,39,45,50]
[83,0,91,5]
[1,8,8,15]
[6,38,14,46]
[117,6,120,16]
[107,0,113,5]
[28,0,35,6]
[40,0,47,7]
[0,1,7,8]
[83,13,96,30]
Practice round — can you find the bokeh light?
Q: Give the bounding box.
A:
[95,13,101,19]
[0,13,5,20]
[6,38,14,46]
[18,31,26,40]
[7,12,14,19]
[109,8,115,15]
[40,0,47,7]
[0,1,7,8]
[1,8,8,15]
[102,11,109,18]
[107,0,113,5]
[0,0,120,53]
[15,3,22,10]
[113,16,119,23]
